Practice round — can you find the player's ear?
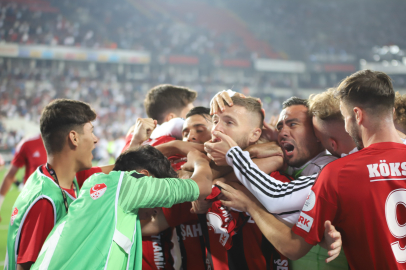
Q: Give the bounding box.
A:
[163,112,176,123]
[68,130,79,148]
[330,138,338,152]
[138,169,150,177]
[249,127,262,144]
[353,107,363,125]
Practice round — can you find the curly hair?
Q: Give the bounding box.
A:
[394,92,406,131]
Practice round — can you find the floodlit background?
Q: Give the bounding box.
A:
[0,0,406,264]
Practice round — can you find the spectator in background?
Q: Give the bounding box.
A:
[0,134,47,222]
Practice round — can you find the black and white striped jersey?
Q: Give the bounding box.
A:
[225,146,336,224]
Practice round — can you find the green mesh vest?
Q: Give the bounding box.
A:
[5,166,78,270]
[32,171,140,270]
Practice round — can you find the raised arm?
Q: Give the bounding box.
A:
[119,150,212,212]
[205,131,316,224]
[217,181,341,262]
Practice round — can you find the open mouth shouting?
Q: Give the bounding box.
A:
[281,141,295,158]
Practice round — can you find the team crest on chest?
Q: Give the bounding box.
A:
[11,207,18,225]
[90,183,107,200]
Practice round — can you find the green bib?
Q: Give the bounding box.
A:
[32,171,140,270]
[5,166,78,270]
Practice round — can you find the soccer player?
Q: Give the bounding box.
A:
[207,95,336,223]
[5,99,98,270]
[0,134,47,221]
[122,84,197,151]
[31,145,213,270]
[204,95,296,269]
[308,88,357,157]
[207,94,345,269]
[121,84,197,270]
[219,70,406,269]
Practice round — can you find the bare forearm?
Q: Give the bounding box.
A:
[248,202,311,260]
[0,166,19,196]
[211,162,233,179]
[155,142,176,157]
[191,161,213,200]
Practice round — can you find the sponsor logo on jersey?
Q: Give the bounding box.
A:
[207,212,230,246]
[179,223,202,240]
[11,207,18,225]
[151,234,166,269]
[90,183,107,200]
[32,151,40,158]
[367,160,406,178]
[296,212,313,233]
[302,190,316,211]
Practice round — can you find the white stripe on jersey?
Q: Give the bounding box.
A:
[225,146,317,224]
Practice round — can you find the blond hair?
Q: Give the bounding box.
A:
[229,96,264,128]
[394,92,406,130]
[308,88,342,121]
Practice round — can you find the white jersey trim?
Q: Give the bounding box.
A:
[226,146,317,224]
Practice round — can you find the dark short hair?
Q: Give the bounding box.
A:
[186,106,211,122]
[144,84,197,124]
[335,70,394,114]
[282,97,308,109]
[40,99,96,154]
[113,145,177,178]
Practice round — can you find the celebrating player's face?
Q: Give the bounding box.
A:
[277,105,324,167]
[211,105,254,149]
[182,114,212,144]
[76,122,98,170]
[340,101,364,150]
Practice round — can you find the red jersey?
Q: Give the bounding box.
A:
[122,133,179,270]
[11,134,47,183]
[205,171,291,270]
[292,142,406,270]
[163,202,229,270]
[17,165,101,264]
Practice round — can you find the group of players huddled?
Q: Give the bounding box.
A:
[2,69,406,270]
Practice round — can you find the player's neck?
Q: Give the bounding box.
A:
[47,153,76,189]
[362,120,403,148]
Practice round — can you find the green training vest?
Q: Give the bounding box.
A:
[288,169,348,270]
[32,171,140,270]
[4,166,79,270]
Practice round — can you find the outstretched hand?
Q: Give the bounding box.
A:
[210,90,246,115]
[323,220,342,263]
[215,181,258,213]
[260,120,279,143]
[204,131,238,166]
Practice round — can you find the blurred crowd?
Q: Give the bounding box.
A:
[1,0,405,60]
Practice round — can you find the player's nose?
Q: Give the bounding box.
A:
[187,131,197,142]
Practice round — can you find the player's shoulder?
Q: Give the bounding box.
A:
[320,151,359,174]
[16,134,43,150]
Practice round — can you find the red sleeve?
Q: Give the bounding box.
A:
[292,164,338,245]
[121,133,133,153]
[76,166,102,188]
[162,202,197,227]
[17,199,54,264]
[11,141,25,168]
